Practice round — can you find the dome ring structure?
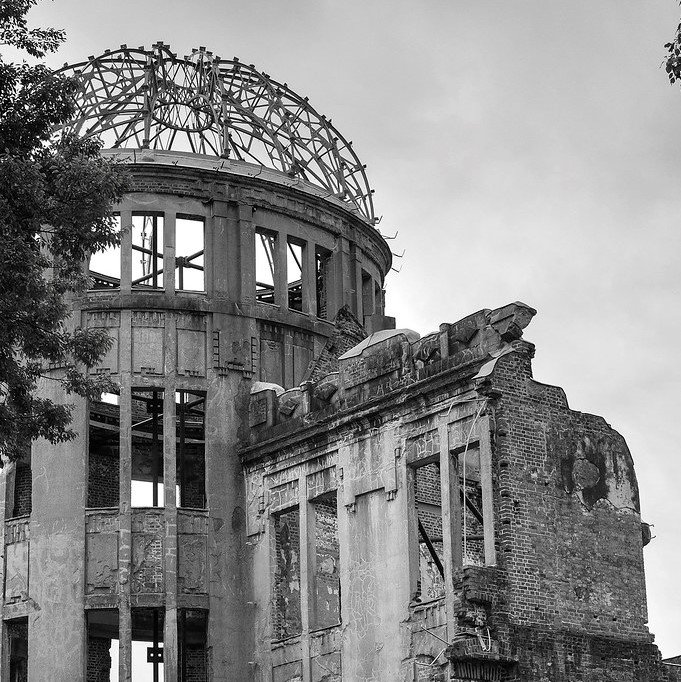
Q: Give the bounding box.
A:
[56,41,375,221]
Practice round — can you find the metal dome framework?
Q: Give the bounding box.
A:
[57,42,375,220]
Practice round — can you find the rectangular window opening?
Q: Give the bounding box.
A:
[272,507,302,640]
[287,238,303,312]
[255,228,276,304]
[89,214,121,289]
[178,609,208,682]
[132,389,164,508]
[374,281,382,316]
[9,444,31,518]
[361,271,374,318]
[132,608,164,682]
[132,213,164,290]
[176,391,206,509]
[87,609,120,682]
[7,617,28,682]
[311,492,340,630]
[413,461,445,602]
[88,391,120,509]
[175,216,205,292]
[459,445,485,567]
[315,248,332,320]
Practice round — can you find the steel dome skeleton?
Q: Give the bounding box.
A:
[57,42,375,221]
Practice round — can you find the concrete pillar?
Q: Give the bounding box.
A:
[479,415,497,566]
[239,205,255,305]
[164,211,176,295]
[303,240,317,317]
[119,310,133,682]
[275,228,288,310]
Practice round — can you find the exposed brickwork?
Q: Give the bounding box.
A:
[12,464,32,517]
[306,306,367,383]
[312,494,340,630]
[272,507,302,640]
[87,637,112,682]
[184,645,207,682]
[242,302,678,681]
[88,448,119,508]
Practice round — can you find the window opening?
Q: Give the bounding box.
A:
[414,462,445,601]
[459,445,485,566]
[87,609,120,682]
[315,248,332,320]
[132,608,164,682]
[311,492,340,630]
[361,271,374,317]
[272,507,302,640]
[9,441,31,518]
[88,391,120,509]
[132,214,164,289]
[255,229,276,304]
[287,238,303,312]
[89,214,121,289]
[131,389,164,507]
[178,609,208,682]
[175,216,205,291]
[7,617,28,682]
[176,391,206,509]
[374,281,382,315]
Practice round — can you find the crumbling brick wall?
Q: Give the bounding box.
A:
[488,342,662,679]
[312,494,340,629]
[272,508,302,639]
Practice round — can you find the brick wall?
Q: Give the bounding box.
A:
[184,645,207,682]
[12,465,32,517]
[272,508,302,639]
[488,344,669,679]
[312,495,340,630]
[88,447,119,508]
[87,637,112,682]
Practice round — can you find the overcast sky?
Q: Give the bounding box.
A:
[22,0,681,657]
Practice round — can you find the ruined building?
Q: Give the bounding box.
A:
[0,43,676,682]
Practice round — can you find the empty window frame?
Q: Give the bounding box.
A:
[87,609,120,682]
[7,617,28,682]
[131,608,164,682]
[131,389,164,508]
[88,392,120,509]
[315,248,332,320]
[89,214,121,289]
[176,391,206,509]
[178,610,208,682]
[132,213,164,290]
[413,462,445,601]
[255,228,276,304]
[458,445,485,567]
[287,237,303,312]
[272,507,302,640]
[310,492,340,630]
[175,216,205,292]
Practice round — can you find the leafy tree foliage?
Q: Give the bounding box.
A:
[665,15,681,85]
[0,0,129,462]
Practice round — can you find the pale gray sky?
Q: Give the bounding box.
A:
[22,0,681,657]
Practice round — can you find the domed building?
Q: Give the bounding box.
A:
[0,42,676,682]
